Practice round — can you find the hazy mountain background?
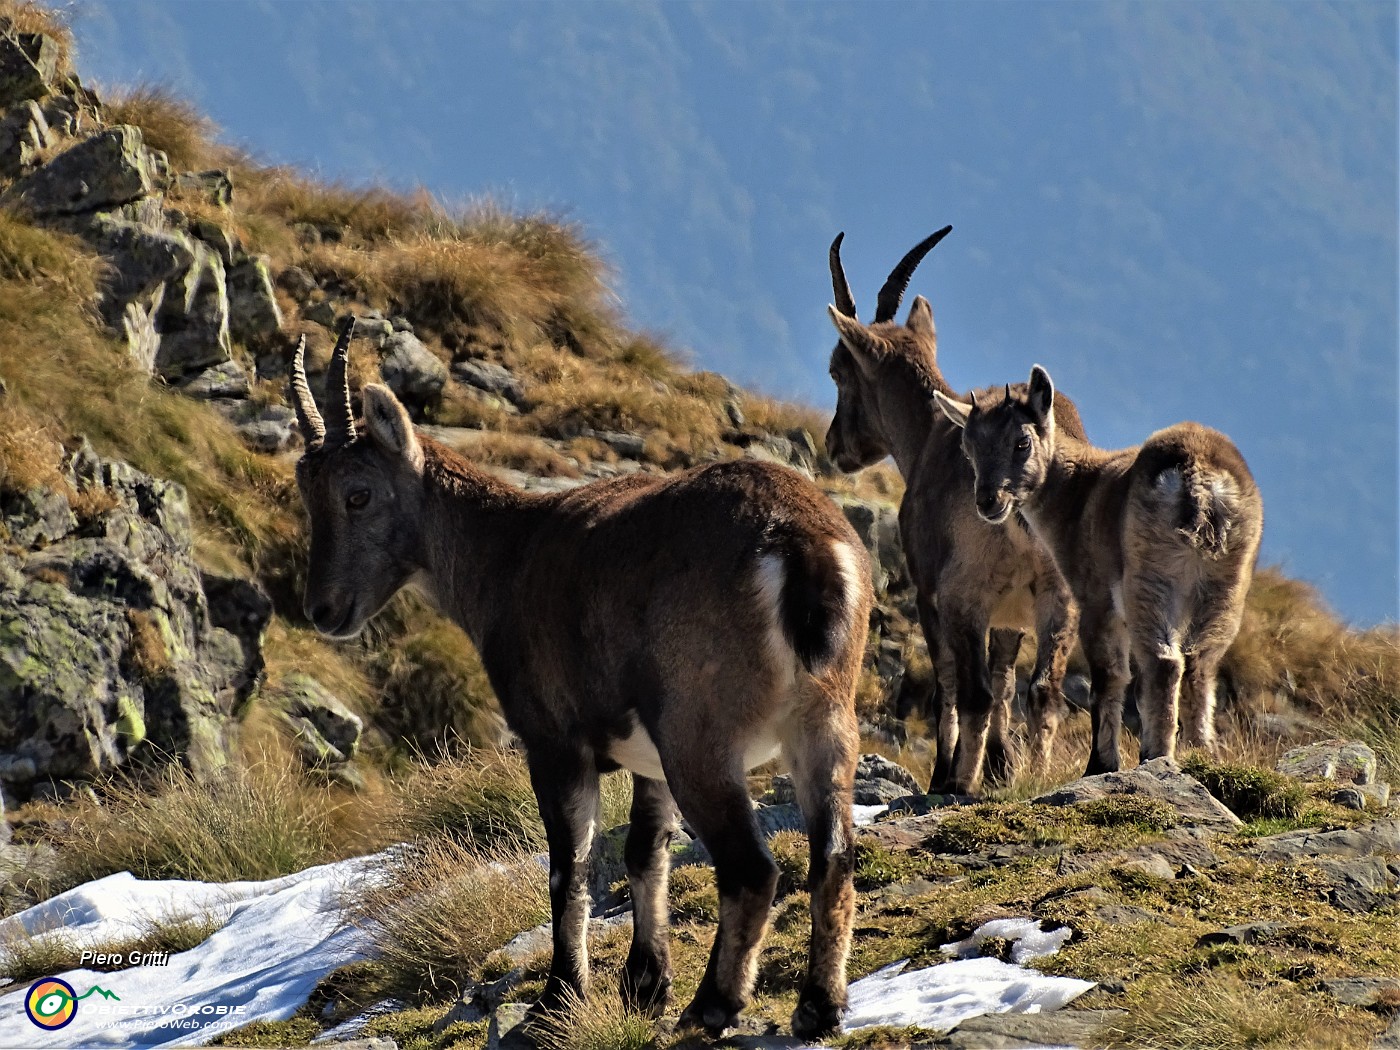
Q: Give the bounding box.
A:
[71,1,1398,625]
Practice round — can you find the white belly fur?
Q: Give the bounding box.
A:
[608,720,784,782]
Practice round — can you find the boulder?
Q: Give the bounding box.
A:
[1278,740,1378,785]
[276,264,318,298]
[226,255,282,343]
[451,358,526,407]
[178,360,249,400]
[0,31,58,109]
[0,99,51,177]
[2,125,162,216]
[939,1009,1126,1049]
[0,445,259,799]
[379,330,447,409]
[172,169,233,207]
[153,242,232,380]
[1033,758,1243,831]
[580,427,645,460]
[83,212,195,312]
[272,674,362,762]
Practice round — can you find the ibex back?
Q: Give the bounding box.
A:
[936,365,1263,763]
[290,320,873,1040]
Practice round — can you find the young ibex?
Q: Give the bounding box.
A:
[291,320,873,1040]
[825,230,1091,793]
[934,366,1263,761]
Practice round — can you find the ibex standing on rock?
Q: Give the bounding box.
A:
[290,320,873,1040]
[934,365,1263,762]
[824,230,1091,793]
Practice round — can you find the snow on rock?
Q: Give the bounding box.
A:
[0,852,391,1049]
[843,917,1094,1034]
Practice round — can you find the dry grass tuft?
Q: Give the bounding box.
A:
[103,84,219,173]
[44,747,391,891]
[0,910,226,985]
[356,837,550,1002]
[392,748,545,852]
[533,988,656,1050]
[0,0,74,76]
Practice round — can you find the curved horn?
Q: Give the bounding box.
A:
[289,336,326,446]
[829,232,858,319]
[969,390,978,410]
[874,224,953,323]
[324,315,358,446]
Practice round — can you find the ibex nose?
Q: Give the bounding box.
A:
[306,599,343,633]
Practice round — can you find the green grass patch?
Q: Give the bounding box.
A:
[1182,755,1307,820]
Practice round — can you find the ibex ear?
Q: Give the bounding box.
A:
[827,305,884,376]
[905,295,936,340]
[363,384,424,473]
[1027,365,1055,423]
[933,390,972,429]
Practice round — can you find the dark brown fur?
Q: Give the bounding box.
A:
[824,255,1092,791]
[294,376,872,1040]
[936,366,1263,762]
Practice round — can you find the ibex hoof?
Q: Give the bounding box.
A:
[791,992,845,1040]
[678,994,740,1037]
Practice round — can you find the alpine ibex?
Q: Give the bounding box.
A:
[934,365,1263,761]
[291,320,873,1040]
[824,230,1091,793]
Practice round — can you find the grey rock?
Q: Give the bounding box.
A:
[0,450,260,797]
[724,397,745,428]
[1334,786,1368,811]
[856,754,923,794]
[178,360,249,400]
[1197,922,1288,947]
[452,358,525,406]
[486,1002,531,1050]
[0,789,8,846]
[0,99,52,177]
[0,31,58,108]
[0,484,74,547]
[1094,903,1159,924]
[1034,757,1242,831]
[153,242,232,379]
[314,1039,398,1050]
[1318,976,1400,1008]
[303,299,338,327]
[234,404,298,453]
[1061,838,1222,879]
[273,673,362,760]
[278,264,318,298]
[82,212,195,316]
[2,125,161,216]
[172,169,233,207]
[1313,855,1400,914]
[854,778,915,806]
[1375,1015,1400,1050]
[389,315,413,333]
[39,94,78,137]
[1360,781,1392,808]
[581,427,646,460]
[1278,740,1378,785]
[939,1009,1126,1049]
[379,330,447,408]
[226,255,283,343]
[350,316,393,344]
[1246,818,1400,864]
[188,216,237,265]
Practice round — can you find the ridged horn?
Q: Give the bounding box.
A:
[289,335,325,446]
[874,224,952,323]
[829,232,858,319]
[324,315,357,446]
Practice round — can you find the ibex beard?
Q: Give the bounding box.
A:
[290,319,873,1040]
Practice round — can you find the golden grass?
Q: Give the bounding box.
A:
[355,837,551,1002]
[43,746,392,891]
[533,988,655,1050]
[102,84,219,173]
[0,0,73,77]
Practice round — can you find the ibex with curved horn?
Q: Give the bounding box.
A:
[823,230,1101,793]
[290,319,873,1040]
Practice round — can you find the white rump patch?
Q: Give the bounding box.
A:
[1154,467,1182,495]
[1210,476,1237,503]
[608,719,667,781]
[830,540,863,636]
[754,552,791,666]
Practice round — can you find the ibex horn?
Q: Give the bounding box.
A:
[969,390,978,410]
[874,224,953,323]
[829,232,858,319]
[289,335,325,445]
[1005,383,1012,402]
[324,315,358,446]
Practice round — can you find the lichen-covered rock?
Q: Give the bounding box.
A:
[0,99,51,177]
[272,673,362,762]
[0,31,58,109]
[178,360,249,400]
[1277,739,1378,786]
[226,254,282,343]
[451,358,525,407]
[1,125,162,217]
[0,445,262,799]
[379,330,447,410]
[1033,757,1243,831]
[172,169,233,207]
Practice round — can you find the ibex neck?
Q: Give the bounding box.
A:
[881,358,956,479]
[413,439,543,647]
[1019,435,1111,566]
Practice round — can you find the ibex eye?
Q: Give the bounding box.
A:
[346,490,371,510]
[1015,436,1031,453]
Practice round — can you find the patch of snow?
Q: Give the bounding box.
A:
[311,998,407,1043]
[0,852,392,1049]
[941,917,1075,965]
[852,804,887,826]
[843,957,1095,1034]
